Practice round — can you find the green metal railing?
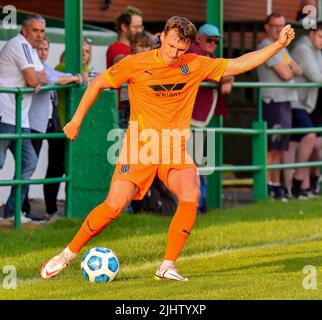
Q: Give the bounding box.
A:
[0,84,77,229]
[202,82,322,209]
[2,81,322,228]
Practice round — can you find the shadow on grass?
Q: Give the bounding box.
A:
[198,198,322,226]
[1,198,322,259]
[214,249,322,275]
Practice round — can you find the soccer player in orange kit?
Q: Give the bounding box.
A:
[40,16,295,281]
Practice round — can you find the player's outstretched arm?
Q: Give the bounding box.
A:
[63,73,111,141]
[223,24,295,77]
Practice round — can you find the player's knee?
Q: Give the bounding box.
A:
[105,195,130,216]
[97,200,121,220]
[177,187,200,203]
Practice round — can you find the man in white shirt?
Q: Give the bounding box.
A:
[0,14,48,222]
[22,36,82,219]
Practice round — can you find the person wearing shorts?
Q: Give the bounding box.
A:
[263,101,292,151]
[290,22,322,198]
[40,16,296,281]
[257,13,303,201]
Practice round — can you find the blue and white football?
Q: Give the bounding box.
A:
[81,247,119,283]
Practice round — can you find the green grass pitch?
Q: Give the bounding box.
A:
[0,198,322,300]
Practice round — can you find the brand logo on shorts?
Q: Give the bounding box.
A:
[180,64,190,75]
[120,164,130,174]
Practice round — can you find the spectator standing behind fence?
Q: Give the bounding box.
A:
[0,14,47,223]
[289,22,322,198]
[257,13,303,201]
[187,23,234,213]
[299,3,322,197]
[42,39,90,219]
[21,36,83,220]
[106,6,143,128]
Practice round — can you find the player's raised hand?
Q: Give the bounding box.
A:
[63,120,80,141]
[278,24,295,47]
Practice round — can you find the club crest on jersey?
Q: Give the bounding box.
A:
[120,164,130,174]
[180,64,190,75]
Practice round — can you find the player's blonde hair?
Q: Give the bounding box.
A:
[163,16,197,44]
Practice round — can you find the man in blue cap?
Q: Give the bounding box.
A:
[198,23,222,38]
[187,23,234,213]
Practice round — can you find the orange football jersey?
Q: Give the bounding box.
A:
[104,49,228,133]
[104,49,228,164]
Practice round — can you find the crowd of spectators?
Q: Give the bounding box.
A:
[257,6,322,201]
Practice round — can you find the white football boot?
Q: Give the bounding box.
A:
[155,261,188,281]
[40,247,77,279]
